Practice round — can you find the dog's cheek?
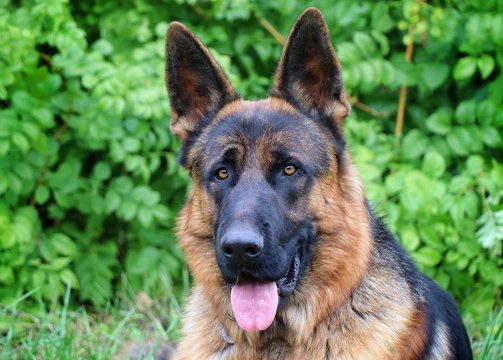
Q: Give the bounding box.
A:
[283,176,314,225]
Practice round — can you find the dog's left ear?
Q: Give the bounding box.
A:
[273,8,350,124]
[165,22,239,140]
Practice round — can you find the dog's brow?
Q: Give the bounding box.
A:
[222,147,239,161]
[206,144,242,169]
[270,149,294,163]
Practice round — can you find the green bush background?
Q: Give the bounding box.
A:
[0,0,502,352]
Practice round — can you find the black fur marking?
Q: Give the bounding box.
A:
[177,123,204,168]
[325,323,332,360]
[320,114,346,172]
[420,277,473,359]
[367,202,426,302]
[366,201,472,359]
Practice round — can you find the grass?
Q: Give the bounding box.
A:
[471,307,503,360]
[1,287,502,359]
[0,283,183,360]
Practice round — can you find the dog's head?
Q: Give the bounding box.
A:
[166,8,369,333]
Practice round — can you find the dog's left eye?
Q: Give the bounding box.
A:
[283,164,298,176]
[215,168,229,180]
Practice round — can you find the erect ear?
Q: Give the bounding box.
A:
[272,8,350,124]
[165,22,239,140]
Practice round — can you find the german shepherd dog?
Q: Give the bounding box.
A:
[164,8,472,360]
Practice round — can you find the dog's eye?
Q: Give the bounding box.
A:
[215,168,229,180]
[283,164,297,176]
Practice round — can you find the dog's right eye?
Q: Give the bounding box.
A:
[283,164,298,176]
[215,168,229,181]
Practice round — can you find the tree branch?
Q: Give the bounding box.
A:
[257,16,285,45]
[349,97,391,118]
[395,1,424,141]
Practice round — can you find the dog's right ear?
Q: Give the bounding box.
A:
[165,23,239,140]
[272,8,350,125]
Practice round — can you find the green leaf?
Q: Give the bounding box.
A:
[31,270,46,289]
[35,185,50,204]
[480,126,502,147]
[422,151,446,178]
[12,133,30,154]
[111,176,133,194]
[401,129,427,160]
[400,225,420,252]
[353,32,376,58]
[132,186,160,206]
[434,271,450,289]
[93,39,113,56]
[105,190,121,214]
[0,140,10,156]
[455,100,476,125]
[119,199,137,221]
[492,14,503,44]
[51,233,78,257]
[476,100,496,125]
[450,200,464,227]
[7,173,22,195]
[12,91,37,112]
[47,257,72,271]
[453,56,477,81]
[0,174,8,195]
[138,207,153,227]
[419,226,444,251]
[0,266,14,284]
[477,54,495,79]
[446,127,471,156]
[14,162,34,181]
[54,191,72,209]
[152,204,171,222]
[92,162,112,181]
[413,247,443,267]
[463,192,479,219]
[123,137,141,152]
[60,269,80,289]
[466,155,484,176]
[399,191,421,214]
[128,247,160,273]
[32,108,55,128]
[371,3,394,33]
[421,63,449,90]
[426,108,452,135]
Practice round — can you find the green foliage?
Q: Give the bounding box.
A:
[0,0,188,308]
[0,0,501,351]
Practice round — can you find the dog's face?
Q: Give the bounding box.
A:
[166,8,352,332]
[189,100,334,293]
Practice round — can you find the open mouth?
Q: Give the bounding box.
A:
[276,247,301,296]
[229,248,301,332]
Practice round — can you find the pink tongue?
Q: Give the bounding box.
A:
[230,281,278,332]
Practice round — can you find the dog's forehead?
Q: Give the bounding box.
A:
[205,99,325,153]
[209,99,322,144]
[192,98,334,171]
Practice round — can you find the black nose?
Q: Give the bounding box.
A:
[220,226,263,265]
